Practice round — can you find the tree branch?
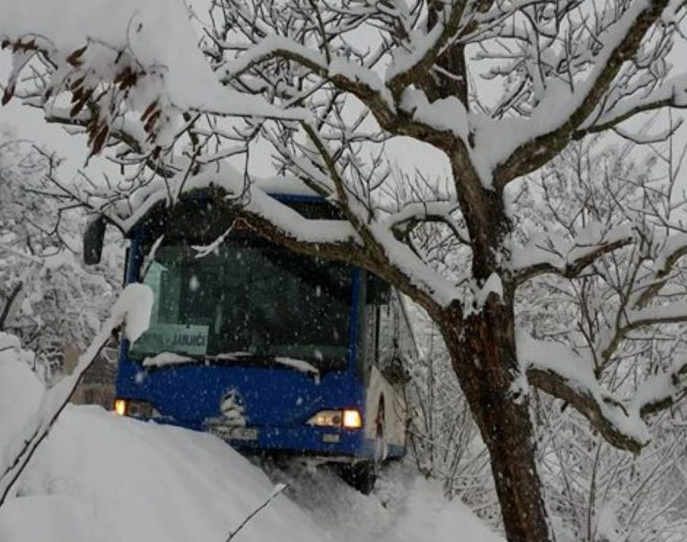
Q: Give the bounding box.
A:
[522,333,687,454]
[513,234,635,285]
[493,0,674,187]
[386,2,468,98]
[574,73,687,139]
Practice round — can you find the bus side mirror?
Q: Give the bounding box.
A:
[83,216,106,265]
[367,273,390,305]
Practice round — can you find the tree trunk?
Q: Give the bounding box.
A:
[439,301,555,542]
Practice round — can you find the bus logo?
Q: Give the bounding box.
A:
[220,388,247,426]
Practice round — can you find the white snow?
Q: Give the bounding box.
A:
[1,0,307,149]
[274,357,321,378]
[508,223,635,276]
[270,461,505,542]
[467,0,654,187]
[399,89,469,140]
[631,358,687,414]
[0,406,330,542]
[328,57,394,108]
[111,283,154,344]
[0,330,503,542]
[0,403,505,542]
[475,272,504,308]
[385,24,444,82]
[0,284,153,501]
[0,335,43,472]
[112,163,360,249]
[142,352,194,367]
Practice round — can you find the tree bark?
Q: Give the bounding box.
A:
[440,301,555,542]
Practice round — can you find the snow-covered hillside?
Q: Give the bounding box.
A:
[0,354,503,542]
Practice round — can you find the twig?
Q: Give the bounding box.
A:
[224,483,289,542]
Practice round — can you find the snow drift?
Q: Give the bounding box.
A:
[0,339,503,542]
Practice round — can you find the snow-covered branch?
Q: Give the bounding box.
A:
[576,73,687,138]
[634,358,687,418]
[385,2,467,97]
[512,226,636,284]
[631,233,687,309]
[519,332,687,453]
[0,0,306,156]
[491,0,678,187]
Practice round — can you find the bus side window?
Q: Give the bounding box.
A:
[377,302,396,370]
[366,273,390,305]
[365,271,392,369]
[361,305,377,383]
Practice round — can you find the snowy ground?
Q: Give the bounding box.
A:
[1,356,503,542]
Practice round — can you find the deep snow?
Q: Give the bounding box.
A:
[0,354,503,542]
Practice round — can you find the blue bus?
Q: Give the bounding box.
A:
[91,191,415,492]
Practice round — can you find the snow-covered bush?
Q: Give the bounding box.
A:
[0,131,122,383]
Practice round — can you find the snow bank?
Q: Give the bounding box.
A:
[0,334,44,471]
[1,316,501,542]
[0,402,505,542]
[0,284,153,502]
[0,495,89,542]
[387,477,504,542]
[0,406,333,542]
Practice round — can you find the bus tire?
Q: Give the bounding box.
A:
[342,402,385,494]
[341,461,377,495]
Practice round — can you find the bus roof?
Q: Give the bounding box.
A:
[127,186,339,243]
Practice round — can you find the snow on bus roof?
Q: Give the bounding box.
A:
[117,164,331,234]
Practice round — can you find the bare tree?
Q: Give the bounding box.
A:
[0,133,122,382]
[2,1,687,540]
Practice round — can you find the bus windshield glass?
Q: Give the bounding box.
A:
[130,238,353,370]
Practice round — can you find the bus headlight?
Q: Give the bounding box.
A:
[114,398,128,416]
[307,409,362,429]
[342,409,362,429]
[113,398,155,418]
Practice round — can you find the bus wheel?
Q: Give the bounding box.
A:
[342,403,385,494]
[341,461,377,495]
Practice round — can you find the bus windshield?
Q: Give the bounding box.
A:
[130,238,353,370]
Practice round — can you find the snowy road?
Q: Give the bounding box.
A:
[0,404,503,542]
[264,459,503,542]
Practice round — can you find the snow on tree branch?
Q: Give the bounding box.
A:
[3,2,687,538]
[576,73,687,138]
[520,331,651,453]
[524,330,687,453]
[633,357,687,418]
[490,0,679,187]
[385,2,467,97]
[0,0,306,156]
[511,224,637,284]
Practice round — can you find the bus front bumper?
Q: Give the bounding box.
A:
[127,415,372,459]
[207,422,369,459]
